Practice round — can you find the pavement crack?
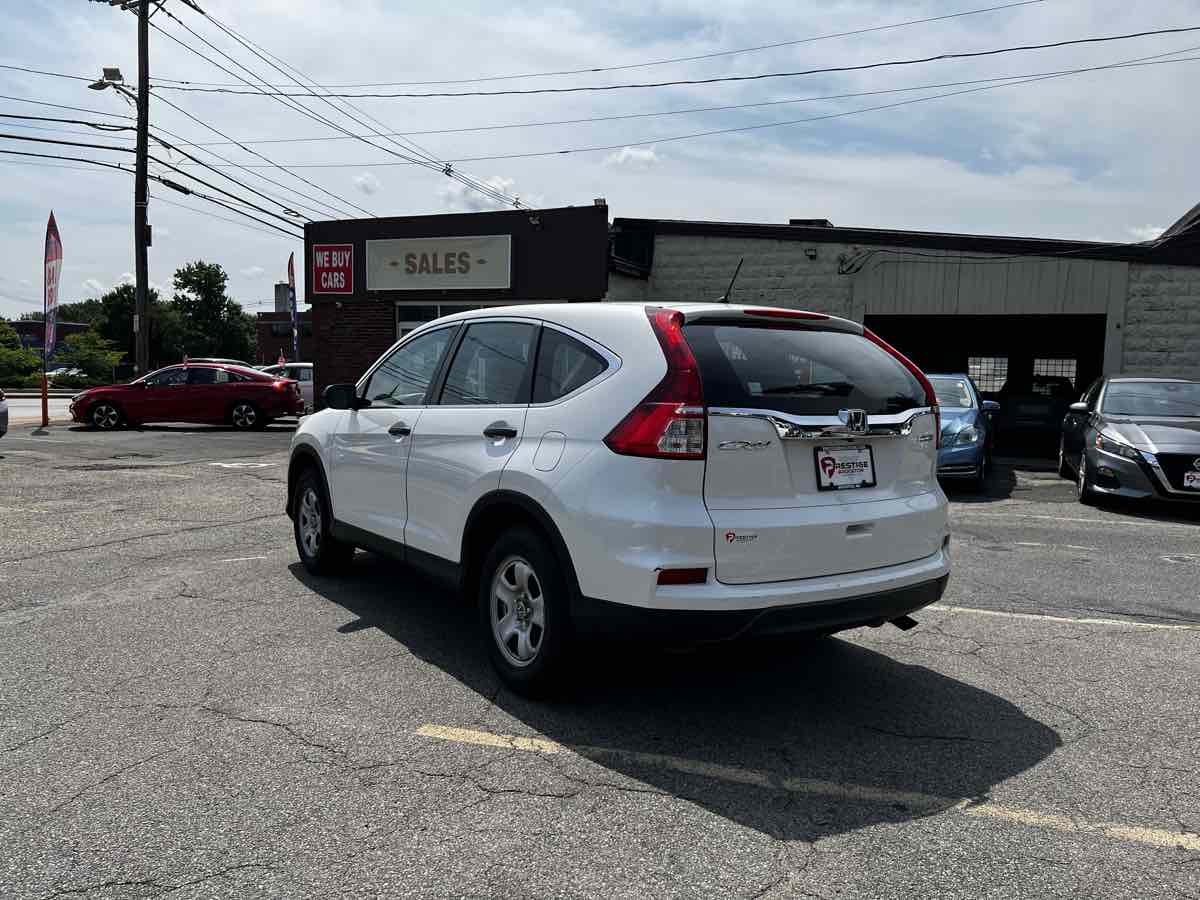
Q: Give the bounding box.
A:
[200,705,344,755]
[43,746,178,817]
[862,725,996,744]
[3,717,74,753]
[1,514,282,568]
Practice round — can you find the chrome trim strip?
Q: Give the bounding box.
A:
[708,406,935,440]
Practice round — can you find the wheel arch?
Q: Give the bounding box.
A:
[461,490,581,604]
[287,443,331,520]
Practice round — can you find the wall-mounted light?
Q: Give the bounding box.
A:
[804,247,818,260]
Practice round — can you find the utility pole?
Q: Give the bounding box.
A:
[133,0,150,375]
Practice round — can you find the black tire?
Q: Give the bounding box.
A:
[1058,438,1073,479]
[230,401,263,431]
[292,468,355,575]
[478,526,572,696]
[89,401,123,430]
[1075,454,1095,506]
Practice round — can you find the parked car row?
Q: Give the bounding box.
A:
[69,362,305,430]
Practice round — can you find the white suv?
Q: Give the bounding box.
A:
[287,303,950,692]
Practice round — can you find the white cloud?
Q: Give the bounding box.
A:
[117,273,134,286]
[1127,225,1163,243]
[82,278,105,295]
[438,175,542,213]
[354,172,381,195]
[603,147,661,170]
[240,265,267,279]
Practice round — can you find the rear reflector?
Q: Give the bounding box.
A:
[862,328,941,449]
[657,568,708,586]
[604,308,706,460]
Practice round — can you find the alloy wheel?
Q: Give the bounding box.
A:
[490,555,545,667]
[92,404,119,429]
[232,403,257,429]
[297,487,322,558]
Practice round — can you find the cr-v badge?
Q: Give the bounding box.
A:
[718,440,772,451]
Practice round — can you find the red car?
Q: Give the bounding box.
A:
[70,363,305,430]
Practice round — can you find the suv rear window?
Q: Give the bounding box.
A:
[683,324,925,416]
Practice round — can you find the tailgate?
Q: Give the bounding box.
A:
[683,317,943,584]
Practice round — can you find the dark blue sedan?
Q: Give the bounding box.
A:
[928,374,999,492]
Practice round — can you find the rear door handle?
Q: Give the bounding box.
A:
[388,422,411,437]
[483,425,518,440]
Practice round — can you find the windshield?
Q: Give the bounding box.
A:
[929,377,974,408]
[1102,381,1200,417]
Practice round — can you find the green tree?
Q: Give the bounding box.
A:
[171,260,254,362]
[19,299,106,326]
[57,329,123,381]
[0,319,41,381]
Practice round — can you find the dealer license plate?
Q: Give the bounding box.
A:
[1184,471,1200,490]
[814,445,877,491]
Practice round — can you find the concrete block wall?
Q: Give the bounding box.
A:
[1123,264,1200,379]
[604,272,649,302]
[644,235,861,317]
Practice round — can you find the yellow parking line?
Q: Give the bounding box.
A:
[929,604,1200,631]
[416,724,1200,852]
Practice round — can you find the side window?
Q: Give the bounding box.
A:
[1084,380,1103,410]
[532,328,607,403]
[364,327,454,407]
[145,368,186,386]
[296,367,313,382]
[187,367,218,385]
[440,322,537,406]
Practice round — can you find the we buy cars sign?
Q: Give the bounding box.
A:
[312,243,353,294]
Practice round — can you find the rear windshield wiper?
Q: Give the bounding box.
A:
[760,381,853,396]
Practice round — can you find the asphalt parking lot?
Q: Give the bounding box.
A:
[2,424,1199,899]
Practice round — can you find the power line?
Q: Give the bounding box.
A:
[0,63,93,82]
[155,4,524,210]
[145,24,1200,99]
[0,147,303,238]
[140,54,1200,149]
[150,91,365,219]
[142,14,381,216]
[191,6,527,211]
[0,94,135,119]
[147,0,1050,88]
[157,48,1200,168]
[0,127,313,226]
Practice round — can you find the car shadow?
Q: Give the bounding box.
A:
[941,464,1017,503]
[65,423,296,434]
[289,557,1060,842]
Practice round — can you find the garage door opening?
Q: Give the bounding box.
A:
[864,315,1107,457]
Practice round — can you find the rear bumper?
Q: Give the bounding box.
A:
[571,545,950,640]
[572,572,949,642]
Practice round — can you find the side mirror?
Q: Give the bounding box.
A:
[981,400,1000,413]
[1068,401,1089,414]
[324,383,369,410]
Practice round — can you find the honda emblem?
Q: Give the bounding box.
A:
[839,408,868,434]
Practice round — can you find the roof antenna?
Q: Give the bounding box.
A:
[718,257,744,303]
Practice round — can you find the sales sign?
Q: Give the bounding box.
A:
[366,235,511,291]
[312,243,353,294]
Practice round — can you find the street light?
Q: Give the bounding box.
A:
[88,62,149,374]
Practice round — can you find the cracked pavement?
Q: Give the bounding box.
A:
[1,426,1199,898]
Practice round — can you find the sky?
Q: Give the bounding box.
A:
[1,0,1198,320]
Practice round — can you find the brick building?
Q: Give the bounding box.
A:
[303,204,609,404]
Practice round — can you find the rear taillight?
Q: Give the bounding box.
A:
[863,328,941,449]
[272,380,286,392]
[604,308,706,460]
